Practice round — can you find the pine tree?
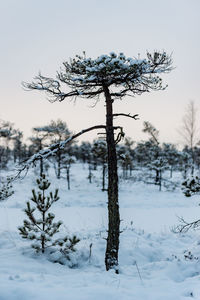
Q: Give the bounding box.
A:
[22,51,172,272]
[162,143,179,178]
[18,174,79,254]
[92,139,107,191]
[39,120,72,179]
[117,144,133,179]
[61,154,76,190]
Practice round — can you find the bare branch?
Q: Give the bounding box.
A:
[115,127,125,144]
[113,113,139,120]
[22,76,104,102]
[173,216,200,233]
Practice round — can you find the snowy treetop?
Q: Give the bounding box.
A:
[33,120,69,134]
[0,119,20,139]
[23,51,173,102]
[61,51,171,87]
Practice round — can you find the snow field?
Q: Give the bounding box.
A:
[0,163,200,299]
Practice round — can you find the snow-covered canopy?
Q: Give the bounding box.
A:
[23,51,173,102]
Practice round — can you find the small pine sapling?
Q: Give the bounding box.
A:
[18,174,80,256]
[18,174,61,252]
[0,176,14,201]
[55,235,80,261]
[174,176,200,233]
[182,176,200,197]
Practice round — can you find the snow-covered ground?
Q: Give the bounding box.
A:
[0,164,200,300]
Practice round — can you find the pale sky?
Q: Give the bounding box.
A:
[0,0,199,145]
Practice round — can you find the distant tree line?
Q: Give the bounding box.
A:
[1,118,200,192]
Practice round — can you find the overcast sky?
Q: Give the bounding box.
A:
[0,0,199,145]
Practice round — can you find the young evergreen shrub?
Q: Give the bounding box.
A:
[174,176,200,234]
[182,176,200,197]
[18,174,80,258]
[0,177,14,201]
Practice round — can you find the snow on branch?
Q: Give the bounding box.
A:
[14,124,124,179]
[15,125,107,178]
[22,51,173,102]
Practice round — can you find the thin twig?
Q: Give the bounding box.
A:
[113,113,139,120]
[134,260,144,285]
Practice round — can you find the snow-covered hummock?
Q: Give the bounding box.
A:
[0,164,200,299]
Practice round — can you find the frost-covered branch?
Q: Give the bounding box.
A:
[15,124,125,179]
[15,125,107,178]
[22,73,104,102]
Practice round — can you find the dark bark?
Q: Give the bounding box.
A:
[40,158,43,178]
[184,166,187,179]
[39,140,43,177]
[102,163,106,191]
[88,164,92,183]
[191,152,194,176]
[155,169,159,184]
[103,84,120,273]
[57,149,61,179]
[41,189,45,253]
[159,170,162,191]
[129,166,132,177]
[170,166,173,178]
[67,168,70,190]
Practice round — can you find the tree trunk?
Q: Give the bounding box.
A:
[170,166,173,178]
[191,150,194,176]
[159,170,162,191]
[102,163,106,191]
[88,163,92,183]
[39,141,43,177]
[184,165,187,179]
[129,166,132,177]
[103,84,120,273]
[40,158,43,177]
[42,190,45,253]
[67,167,70,190]
[155,169,159,184]
[57,149,61,179]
